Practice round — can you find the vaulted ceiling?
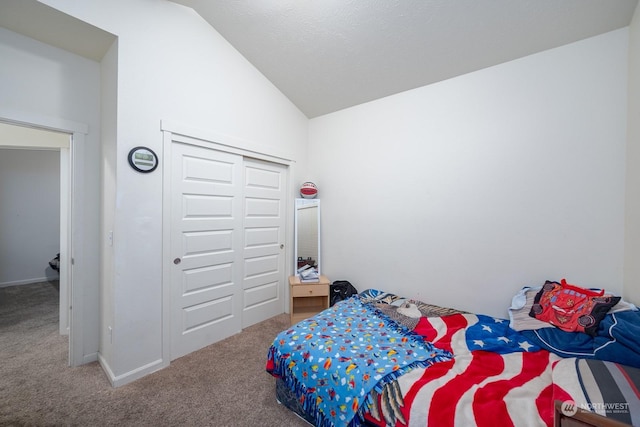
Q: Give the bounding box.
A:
[172,0,638,117]
[1,1,638,118]
[0,0,115,62]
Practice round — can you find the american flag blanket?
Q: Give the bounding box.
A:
[268,290,639,427]
[366,312,563,427]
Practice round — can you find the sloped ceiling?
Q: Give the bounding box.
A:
[0,1,637,118]
[171,0,639,118]
[0,0,115,62]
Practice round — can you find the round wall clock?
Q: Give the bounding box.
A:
[128,146,158,173]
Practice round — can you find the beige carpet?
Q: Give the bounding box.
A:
[0,281,308,426]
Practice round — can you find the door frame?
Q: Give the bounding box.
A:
[0,108,89,367]
[161,120,294,364]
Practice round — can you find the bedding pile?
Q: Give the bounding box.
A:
[366,310,561,426]
[509,280,640,368]
[266,295,452,427]
[267,282,640,427]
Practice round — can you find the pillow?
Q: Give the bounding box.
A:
[508,286,555,331]
[375,303,421,330]
[529,279,620,336]
[397,302,422,318]
[413,300,467,317]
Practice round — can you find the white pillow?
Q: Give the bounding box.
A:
[508,286,554,331]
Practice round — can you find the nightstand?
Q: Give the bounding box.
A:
[289,275,330,325]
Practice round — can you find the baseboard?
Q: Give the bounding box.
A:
[98,354,168,388]
[82,351,98,364]
[0,276,58,288]
[97,354,116,385]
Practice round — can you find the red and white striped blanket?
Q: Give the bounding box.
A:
[365,313,563,427]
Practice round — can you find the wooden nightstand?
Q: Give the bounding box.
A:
[289,275,330,325]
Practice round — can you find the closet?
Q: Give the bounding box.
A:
[163,130,289,360]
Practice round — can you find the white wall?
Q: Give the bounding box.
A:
[0,26,102,360]
[624,4,640,305]
[39,0,309,385]
[310,29,629,317]
[0,149,60,286]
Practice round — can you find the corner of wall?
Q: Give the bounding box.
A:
[623,3,640,305]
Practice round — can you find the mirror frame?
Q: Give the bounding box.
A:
[294,198,321,277]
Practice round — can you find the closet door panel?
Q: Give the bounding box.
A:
[241,158,287,327]
[169,143,243,360]
[166,136,288,360]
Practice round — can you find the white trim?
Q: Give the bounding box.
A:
[81,352,98,365]
[59,147,70,336]
[0,122,70,148]
[284,163,297,314]
[160,120,293,165]
[160,130,173,371]
[68,131,86,367]
[0,108,88,134]
[98,354,166,388]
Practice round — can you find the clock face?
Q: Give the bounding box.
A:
[128,147,158,173]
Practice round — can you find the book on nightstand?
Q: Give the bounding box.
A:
[298,265,319,282]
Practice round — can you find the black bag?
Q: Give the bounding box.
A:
[49,253,60,272]
[330,280,358,306]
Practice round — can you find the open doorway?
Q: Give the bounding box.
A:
[0,147,62,288]
[0,121,73,360]
[0,147,63,345]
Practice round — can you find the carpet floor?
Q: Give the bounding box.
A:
[0,281,308,426]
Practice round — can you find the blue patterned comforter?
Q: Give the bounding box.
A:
[266,295,452,427]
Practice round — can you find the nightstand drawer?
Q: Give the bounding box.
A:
[292,284,329,297]
[289,275,330,324]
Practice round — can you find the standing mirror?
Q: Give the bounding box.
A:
[294,198,321,280]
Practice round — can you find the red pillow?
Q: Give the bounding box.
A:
[529,279,620,336]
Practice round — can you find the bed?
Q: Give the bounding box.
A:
[266,283,640,427]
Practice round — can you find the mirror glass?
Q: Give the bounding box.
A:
[294,198,321,279]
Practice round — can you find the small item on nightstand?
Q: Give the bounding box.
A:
[298,264,319,282]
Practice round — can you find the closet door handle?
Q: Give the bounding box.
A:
[173,258,181,265]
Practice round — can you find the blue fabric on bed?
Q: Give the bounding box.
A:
[266,295,452,427]
[521,309,640,368]
[465,314,542,354]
